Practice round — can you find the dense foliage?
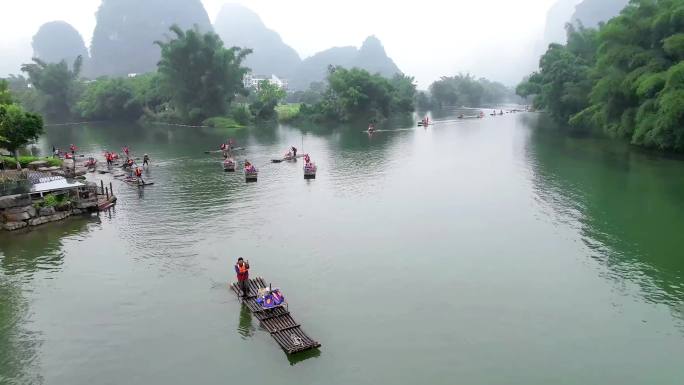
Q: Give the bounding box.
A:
[428,74,519,108]
[249,80,287,120]
[1,156,61,169]
[0,104,44,167]
[156,25,252,124]
[300,67,416,122]
[519,0,684,151]
[0,80,12,105]
[517,25,598,123]
[76,78,144,121]
[287,81,326,105]
[20,56,83,121]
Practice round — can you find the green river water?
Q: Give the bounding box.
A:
[1,112,683,384]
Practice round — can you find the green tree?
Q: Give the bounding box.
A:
[300,66,415,122]
[521,0,684,151]
[517,24,598,124]
[155,25,252,124]
[20,56,83,121]
[0,104,44,169]
[250,80,286,120]
[75,78,143,121]
[429,74,515,108]
[0,80,12,105]
[389,74,417,113]
[577,0,684,150]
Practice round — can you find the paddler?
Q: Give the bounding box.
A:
[234,257,250,297]
[291,146,297,157]
[143,154,150,167]
[304,154,311,164]
[368,123,375,132]
[134,166,144,184]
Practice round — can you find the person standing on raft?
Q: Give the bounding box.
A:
[143,154,150,167]
[134,166,145,185]
[235,257,250,297]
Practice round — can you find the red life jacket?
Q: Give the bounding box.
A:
[135,168,142,177]
[236,263,248,280]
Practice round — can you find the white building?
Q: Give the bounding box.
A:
[243,73,288,91]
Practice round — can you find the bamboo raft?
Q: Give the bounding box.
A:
[231,277,321,354]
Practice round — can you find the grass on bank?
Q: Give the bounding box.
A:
[1,156,63,168]
[276,104,301,123]
[203,117,245,129]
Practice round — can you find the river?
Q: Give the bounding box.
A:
[1,111,683,385]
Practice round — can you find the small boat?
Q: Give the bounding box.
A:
[272,153,306,163]
[223,158,236,172]
[204,147,245,154]
[245,164,258,182]
[84,157,97,168]
[418,118,430,126]
[123,177,154,187]
[304,162,317,179]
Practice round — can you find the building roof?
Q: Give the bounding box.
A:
[31,178,84,194]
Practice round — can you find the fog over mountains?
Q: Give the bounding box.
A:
[1,0,632,87]
[543,0,629,46]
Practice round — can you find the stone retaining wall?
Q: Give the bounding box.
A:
[0,193,86,231]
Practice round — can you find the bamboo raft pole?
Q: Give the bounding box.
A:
[231,277,321,354]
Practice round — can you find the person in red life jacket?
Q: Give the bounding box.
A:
[304,154,311,165]
[235,257,250,297]
[134,166,144,184]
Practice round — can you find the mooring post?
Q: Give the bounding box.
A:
[109,182,113,197]
[100,180,104,195]
[105,187,109,199]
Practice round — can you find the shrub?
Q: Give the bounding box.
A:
[1,156,62,168]
[203,116,243,129]
[276,104,301,122]
[230,105,252,126]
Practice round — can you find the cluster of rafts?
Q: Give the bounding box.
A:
[213,144,317,182]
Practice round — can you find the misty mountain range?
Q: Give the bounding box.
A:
[17,0,401,90]
[4,0,630,87]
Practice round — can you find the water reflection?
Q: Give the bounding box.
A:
[237,305,255,339]
[0,217,96,278]
[286,347,321,366]
[0,279,42,385]
[525,114,684,312]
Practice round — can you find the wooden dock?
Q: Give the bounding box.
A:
[231,277,321,354]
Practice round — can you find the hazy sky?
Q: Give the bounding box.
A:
[0,0,559,87]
